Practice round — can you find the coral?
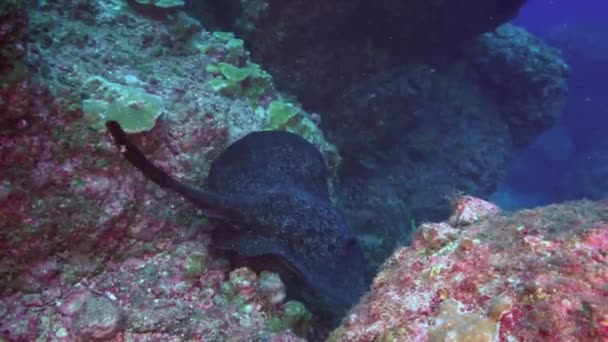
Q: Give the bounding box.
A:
[257,271,287,305]
[206,61,272,101]
[0,2,601,341]
[199,30,340,170]
[0,2,340,339]
[81,76,164,133]
[283,301,312,332]
[0,241,309,340]
[265,100,340,169]
[186,0,527,110]
[171,11,203,43]
[427,297,512,342]
[183,251,208,278]
[0,78,54,134]
[197,31,247,65]
[330,197,608,341]
[267,300,313,336]
[266,100,300,129]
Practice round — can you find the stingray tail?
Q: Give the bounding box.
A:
[105,121,245,221]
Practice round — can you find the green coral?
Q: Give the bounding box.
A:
[184,252,207,278]
[266,300,311,336]
[200,32,341,171]
[265,100,340,166]
[200,31,270,100]
[172,12,203,43]
[197,32,246,65]
[206,62,272,100]
[265,100,329,143]
[81,76,164,133]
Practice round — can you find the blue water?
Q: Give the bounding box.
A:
[491,1,608,210]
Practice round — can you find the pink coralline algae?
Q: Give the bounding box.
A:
[0,2,315,340]
[0,1,605,341]
[330,197,608,341]
[0,241,307,341]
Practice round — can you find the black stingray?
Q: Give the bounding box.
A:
[105,121,367,314]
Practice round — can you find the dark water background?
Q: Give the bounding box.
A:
[491,0,608,209]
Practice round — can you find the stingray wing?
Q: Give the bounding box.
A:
[207,130,331,201]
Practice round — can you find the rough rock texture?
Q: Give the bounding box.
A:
[0,240,309,341]
[331,197,608,341]
[0,1,334,339]
[0,0,28,81]
[186,0,527,110]
[0,0,53,133]
[186,2,571,267]
[471,24,570,146]
[330,64,513,267]
[185,4,569,254]
[1,0,335,275]
[0,1,589,340]
[320,24,568,267]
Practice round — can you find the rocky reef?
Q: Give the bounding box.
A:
[331,197,608,341]
[185,0,527,108]
[0,1,333,340]
[0,0,593,340]
[1,241,310,341]
[328,27,567,267]
[187,1,570,264]
[471,24,570,146]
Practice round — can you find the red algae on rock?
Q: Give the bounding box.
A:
[0,0,332,339]
[330,197,608,341]
[0,240,307,340]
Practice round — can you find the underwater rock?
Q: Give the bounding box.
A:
[1,1,589,340]
[106,121,368,314]
[448,196,500,227]
[321,24,568,268]
[472,24,570,146]
[186,0,527,109]
[0,0,336,284]
[0,1,345,340]
[330,197,608,341]
[71,294,121,340]
[0,0,28,80]
[0,240,311,340]
[0,0,55,134]
[330,65,512,267]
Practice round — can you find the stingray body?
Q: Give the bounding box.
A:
[105,121,367,312]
